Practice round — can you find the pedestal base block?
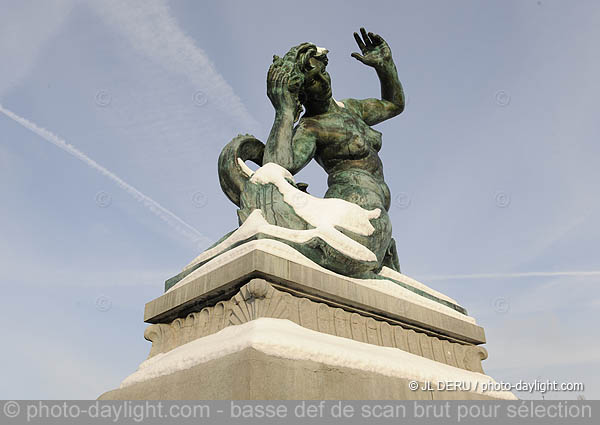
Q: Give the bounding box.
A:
[99,242,515,400]
[99,319,511,400]
[100,347,502,400]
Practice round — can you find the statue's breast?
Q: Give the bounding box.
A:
[366,126,383,152]
[316,112,381,161]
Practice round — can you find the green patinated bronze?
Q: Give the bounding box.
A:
[165,29,466,315]
[221,28,403,272]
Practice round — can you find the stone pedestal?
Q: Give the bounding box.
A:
[99,240,515,400]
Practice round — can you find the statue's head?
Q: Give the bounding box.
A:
[273,42,331,121]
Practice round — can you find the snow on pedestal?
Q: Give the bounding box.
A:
[120,318,516,400]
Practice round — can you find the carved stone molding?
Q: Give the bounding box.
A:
[144,279,487,373]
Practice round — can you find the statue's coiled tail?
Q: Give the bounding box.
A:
[216,134,399,277]
[218,134,264,207]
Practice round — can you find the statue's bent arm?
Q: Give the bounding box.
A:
[263,109,296,167]
[287,122,317,176]
[342,61,405,127]
[348,28,405,126]
[263,111,317,175]
[342,96,403,127]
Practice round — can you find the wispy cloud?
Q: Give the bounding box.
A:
[423,270,600,281]
[0,104,211,247]
[0,0,74,96]
[91,0,260,133]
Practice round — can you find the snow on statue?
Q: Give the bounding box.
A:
[219,28,404,271]
[168,28,412,290]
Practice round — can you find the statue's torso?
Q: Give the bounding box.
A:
[299,105,390,210]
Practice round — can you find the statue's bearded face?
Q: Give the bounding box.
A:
[303,56,332,103]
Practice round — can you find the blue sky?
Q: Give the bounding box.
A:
[1,0,598,399]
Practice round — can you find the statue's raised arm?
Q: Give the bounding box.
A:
[346,28,405,125]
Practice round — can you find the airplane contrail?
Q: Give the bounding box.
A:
[422,271,600,281]
[92,0,260,133]
[0,103,212,247]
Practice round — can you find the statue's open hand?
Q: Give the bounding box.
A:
[267,61,300,113]
[351,28,392,69]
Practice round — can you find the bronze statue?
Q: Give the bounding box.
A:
[179,29,406,288]
[262,28,405,274]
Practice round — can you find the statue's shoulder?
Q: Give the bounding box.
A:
[296,116,324,133]
[338,98,363,116]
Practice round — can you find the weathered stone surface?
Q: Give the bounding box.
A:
[98,347,501,401]
[144,279,488,373]
[145,245,486,345]
[99,247,510,400]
